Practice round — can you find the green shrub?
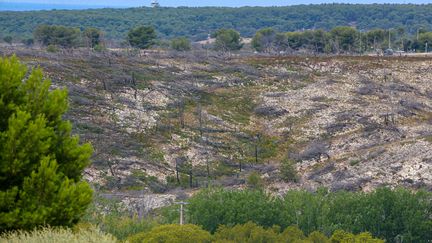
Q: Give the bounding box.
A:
[128,224,211,243]
[127,231,148,243]
[246,171,264,189]
[279,225,306,242]
[170,37,191,51]
[307,231,329,243]
[0,227,117,243]
[127,26,157,49]
[98,216,157,241]
[34,25,80,48]
[93,44,106,52]
[330,230,384,243]
[280,158,298,182]
[214,221,279,243]
[46,44,59,52]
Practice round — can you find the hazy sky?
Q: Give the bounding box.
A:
[2,0,432,7]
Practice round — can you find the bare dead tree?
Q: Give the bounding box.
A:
[178,99,185,128]
[254,133,261,164]
[197,103,204,138]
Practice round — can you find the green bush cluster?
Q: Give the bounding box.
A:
[187,188,432,242]
[33,25,103,49]
[128,224,212,243]
[126,222,383,243]
[127,26,157,49]
[170,37,191,51]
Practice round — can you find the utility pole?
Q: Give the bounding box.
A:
[175,201,189,225]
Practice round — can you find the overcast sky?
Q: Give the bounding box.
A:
[2,0,432,7]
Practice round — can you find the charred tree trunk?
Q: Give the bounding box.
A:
[188,165,193,188]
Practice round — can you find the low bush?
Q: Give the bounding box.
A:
[125,222,383,243]
[214,221,279,242]
[128,224,211,243]
[0,227,117,243]
[246,171,264,189]
[280,158,299,182]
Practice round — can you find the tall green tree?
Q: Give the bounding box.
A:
[213,28,243,53]
[0,56,93,231]
[127,26,157,49]
[418,32,432,52]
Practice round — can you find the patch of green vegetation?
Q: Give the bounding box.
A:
[205,89,256,125]
[349,159,360,166]
[213,161,236,177]
[424,135,432,143]
[148,147,166,163]
[76,122,104,134]
[247,171,264,189]
[134,70,175,89]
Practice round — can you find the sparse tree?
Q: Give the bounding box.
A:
[252,28,277,53]
[213,28,243,54]
[127,26,157,49]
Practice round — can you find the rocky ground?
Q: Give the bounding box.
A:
[2,47,431,212]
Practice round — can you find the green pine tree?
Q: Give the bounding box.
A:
[0,56,93,231]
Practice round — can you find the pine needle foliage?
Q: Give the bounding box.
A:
[0,56,93,231]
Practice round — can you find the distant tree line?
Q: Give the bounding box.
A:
[1,4,432,41]
[252,26,432,54]
[23,23,432,55]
